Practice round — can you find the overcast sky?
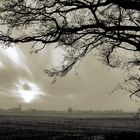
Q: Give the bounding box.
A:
[0,42,139,111]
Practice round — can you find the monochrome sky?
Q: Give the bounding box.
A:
[0,42,139,111]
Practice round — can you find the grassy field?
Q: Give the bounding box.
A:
[0,114,140,140]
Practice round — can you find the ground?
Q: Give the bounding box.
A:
[0,113,140,140]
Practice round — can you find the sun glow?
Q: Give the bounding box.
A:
[19,90,40,103]
[14,80,43,103]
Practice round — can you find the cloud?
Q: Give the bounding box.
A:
[50,47,65,68]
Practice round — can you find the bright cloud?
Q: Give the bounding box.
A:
[0,61,4,68]
[50,47,66,67]
[0,44,33,76]
[0,44,19,64]
[4,47,20,65]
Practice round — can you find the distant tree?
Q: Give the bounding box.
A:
[68,107,73,113]
[134,108,140,119]
[0,0,140,98]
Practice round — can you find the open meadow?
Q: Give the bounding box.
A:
[0,113,140,140]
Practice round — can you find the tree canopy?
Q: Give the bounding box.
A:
[0,0,140,98]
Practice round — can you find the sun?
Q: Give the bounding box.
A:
[14,79,43,103]
[19,90,38,103]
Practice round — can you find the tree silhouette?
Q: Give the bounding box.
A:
[0,0,140,98]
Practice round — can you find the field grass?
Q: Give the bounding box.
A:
[0,114,140,140]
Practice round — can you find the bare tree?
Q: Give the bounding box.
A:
[0,0,140,98]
